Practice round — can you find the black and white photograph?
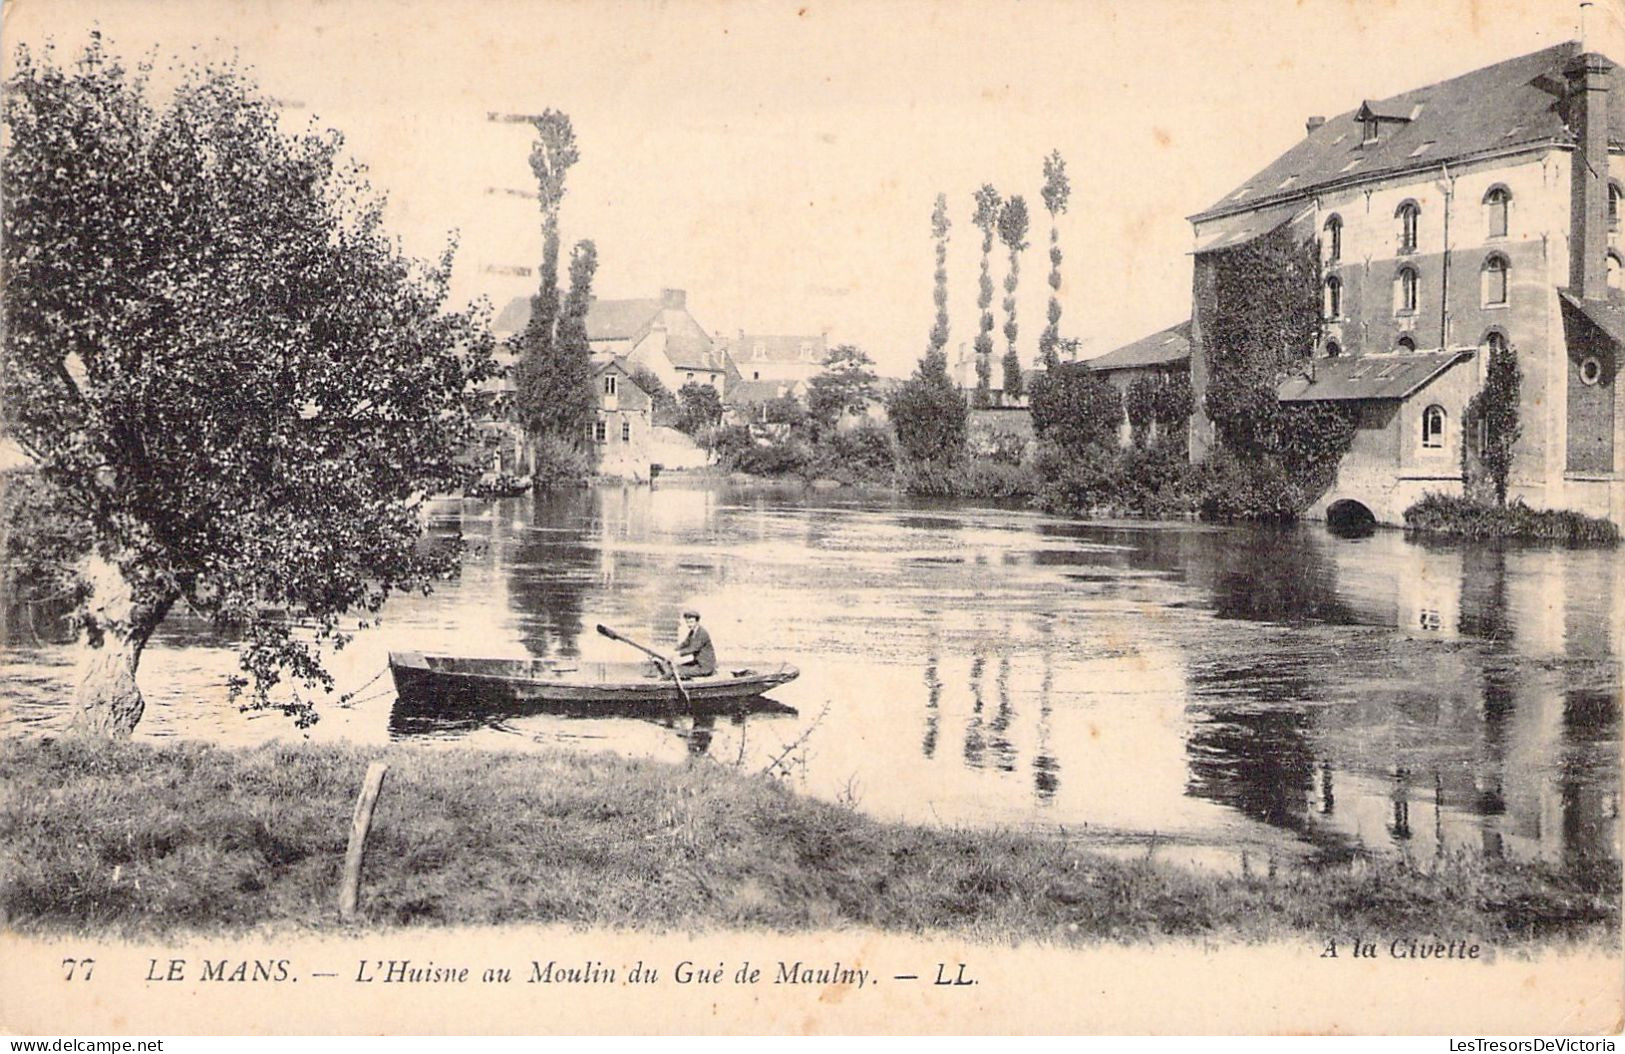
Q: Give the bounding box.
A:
[0,0,1620,1037]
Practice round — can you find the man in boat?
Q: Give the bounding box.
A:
[672,609,717,677]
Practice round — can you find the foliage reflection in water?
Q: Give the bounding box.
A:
[1,481,1617,877]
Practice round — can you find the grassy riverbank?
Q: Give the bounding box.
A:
[1,736,1616,945]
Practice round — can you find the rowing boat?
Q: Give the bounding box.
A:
[387,651,799,714]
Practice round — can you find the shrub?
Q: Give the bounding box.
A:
[1194,451,1299,523]
[889,372,968,465]
[531,435,595,490]
[1403,493,1619,545]
[1030,366,1122,454]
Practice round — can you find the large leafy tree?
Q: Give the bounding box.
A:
[1,36,496,735]
[1039,151,1070,370]
[970,185,1002,409]
[997,195,1030,399]
[806,344,879,433]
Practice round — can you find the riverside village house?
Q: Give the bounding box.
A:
[1182,29,1625,528]
[494,288,729,396]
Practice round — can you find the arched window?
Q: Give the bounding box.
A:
[1396,335,1417,353]
[1483,186,1511,239]
[1610,252,1623,290]
[1324,276,1343,319]
[1422,405,1446,449]
[1396,201,1420,253]
[1326,340,1342,358]
[1395,266,1419,314]
[1324,214,1343,262]
[1612,183,1623,231]
[1481,254,1510,306]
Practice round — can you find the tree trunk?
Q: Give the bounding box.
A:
[70,555,174,738]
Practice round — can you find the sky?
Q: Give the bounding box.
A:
[5,0,1617,378]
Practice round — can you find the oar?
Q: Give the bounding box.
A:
[595,624,693,709]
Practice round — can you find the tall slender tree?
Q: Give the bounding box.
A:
[511,111,582,452]
[971,184,1002,409]
[926,193,952,382]
[1040,151,1071,370]
[998,195,1030,399]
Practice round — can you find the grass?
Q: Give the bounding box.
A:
[1403,493,1620,545]
[0,736,1617,945]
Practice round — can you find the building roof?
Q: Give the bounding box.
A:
[725,379,802,405]
[1559,289,1625,347]
[495,293,723,371]
[1276,350,1471,402]
[716,334,828,366]
[1194,41,1618,223]
[1083,320,1193,372]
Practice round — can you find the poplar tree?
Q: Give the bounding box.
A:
[1040,151,1071,370]
[926,193,952,381]
[971,185,1002,409]
[998,195,1030,399]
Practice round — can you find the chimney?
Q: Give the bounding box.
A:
[1305,115,1326,135]
[1567,42,1615,299]
[660,288,686,309]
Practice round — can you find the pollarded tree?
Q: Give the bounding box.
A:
[1040,151,1070,370]
[971,185,1002,409]
[998,195,1030,399]
[1,36,496,735]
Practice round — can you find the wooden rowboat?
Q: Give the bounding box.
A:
[388,651,799,714]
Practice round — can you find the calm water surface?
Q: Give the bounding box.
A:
[3,482,1620,876]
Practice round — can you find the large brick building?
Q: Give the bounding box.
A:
[1187,38,1625,526]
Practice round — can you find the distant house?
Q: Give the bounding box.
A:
[1083,320,1192,445]
[496,288,728,397]
[590,359,654,481]
[716,333,828,385]
[723,378,805,426]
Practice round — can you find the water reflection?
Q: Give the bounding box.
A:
[2,483,1618,879]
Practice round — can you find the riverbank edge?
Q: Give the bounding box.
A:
[1,736,1617,946]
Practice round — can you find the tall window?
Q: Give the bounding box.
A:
[1395,266,1419,314]
[1612,183,1623,231]
[1324,214,1343,262]
[604,374,618,396]
[1422,405,1446,449]
[593,420,607,443]
[1324,276,1343,319]
[1483,186,1510,239]
[1481,254,1509,306]
[1397,201,1420,253]
[1611,253,1623,290]
[621,419,631,442]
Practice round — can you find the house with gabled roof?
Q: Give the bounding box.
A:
[1084,320,1192,445]
[1186,37,1625,526]
[495,288,728,397]
[715,332,828,385]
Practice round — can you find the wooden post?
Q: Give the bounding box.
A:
[339,761,389,922]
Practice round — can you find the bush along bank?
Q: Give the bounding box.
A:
[712,421,897,487]
[1403,493,1620,545]
[2,736,1617,943]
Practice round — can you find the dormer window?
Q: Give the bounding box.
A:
[1361,118,1380,145]
[799,341,815,362]
[752,342,767,361]
[1356,101,1412,146]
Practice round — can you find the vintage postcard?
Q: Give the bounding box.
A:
[1,0,1621,1037]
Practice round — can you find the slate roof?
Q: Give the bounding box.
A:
[725,379,802,405]
[494,295,723,371]
[1194,41,1617,223]
[1559,290,1625,347]
[1276,350,1471,402]
[716,334,828,366]
[1084,320,1192,372]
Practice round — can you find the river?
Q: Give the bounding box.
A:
[3,481,1619,876]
